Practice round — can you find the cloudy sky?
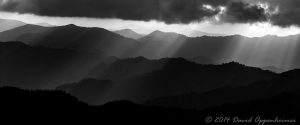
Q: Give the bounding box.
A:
[1,0,300,37]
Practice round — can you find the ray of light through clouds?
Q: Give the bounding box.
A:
[1,0,300,70]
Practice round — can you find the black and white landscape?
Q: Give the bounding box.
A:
[0,0,300,123]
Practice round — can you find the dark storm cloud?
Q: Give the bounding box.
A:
[221,1,268,23]
[243,0,300,27]
[0,0,270,24]
[266,0,300,27]
[0,0,227,23]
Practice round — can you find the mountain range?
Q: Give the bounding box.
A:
[0,24,140,58]
[56,60,300,112]
[0,19,294,89]
[188,30,226,37]
[114,28,226,39]
[0,40,278,104]
[57,57,276,105]
[1,20,300,70]
[0,18,300,120]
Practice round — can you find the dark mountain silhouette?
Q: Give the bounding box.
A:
[106,60,276,103]
[0,87,88,112]
[0,41,107,89]
[0,87,299,121]
[187,56,214,64]
[145,69,300,110]
[0,18,26,32]
[0,24,140,58]
[58,57,276,105]
[114,29,144,39]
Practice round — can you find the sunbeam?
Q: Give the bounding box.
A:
[230,34,300,70]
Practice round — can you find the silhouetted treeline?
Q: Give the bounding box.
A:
[0,87,299,122]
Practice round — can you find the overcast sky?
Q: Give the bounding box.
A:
[1,0,300,37]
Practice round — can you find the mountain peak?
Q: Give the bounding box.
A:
[139,30,188,43]
[148,30,187,38]
[149,30,171,36]
[57,24,109,32]
[63,24,79,28]
[115,29,144,39]
[151,30,164,34]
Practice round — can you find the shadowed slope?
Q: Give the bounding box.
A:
[0,41,105,89]
[0,18,26,32]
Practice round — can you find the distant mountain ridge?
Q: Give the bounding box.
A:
[261,66,286,73]
[0,24,140,58]
[0,18,26,32]
[136,31,300,70]
[143,30,188,39]
[115,29,144,39]
[1,24,300,69]
[188,30,226,37]
[35,22,56,27]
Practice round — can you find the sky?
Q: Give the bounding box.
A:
[1,0,300,37]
